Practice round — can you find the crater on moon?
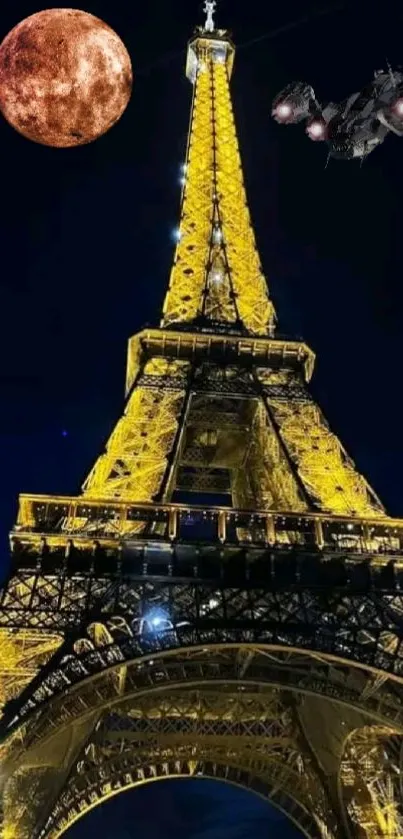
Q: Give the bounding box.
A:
[0,8,133,147]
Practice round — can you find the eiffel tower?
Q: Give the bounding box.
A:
[2,4,403,838]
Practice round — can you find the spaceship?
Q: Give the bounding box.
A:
[271,69,403,160]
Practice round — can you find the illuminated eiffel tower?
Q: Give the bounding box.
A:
[2,4,403,838]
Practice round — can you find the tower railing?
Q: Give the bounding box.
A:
[12,493,403,561]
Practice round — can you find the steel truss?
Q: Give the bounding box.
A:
[38,690,333,839]
[2,561,403,734]
[2,644,403,839]
[3,456,403,839]
[339,727,403,839]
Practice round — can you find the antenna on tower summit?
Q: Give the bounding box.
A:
[203,0,216,32]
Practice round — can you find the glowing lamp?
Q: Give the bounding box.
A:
[143,609,171,632]
[394,98,403,116]
[276,102,292,119]
[211,270,223,284]
[151,616,162,627]
[306,120,325,141]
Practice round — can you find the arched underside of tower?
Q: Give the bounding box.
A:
[48,771,324,839]
[2,644,403,839]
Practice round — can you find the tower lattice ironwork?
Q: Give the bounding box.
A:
[2,5,403,839]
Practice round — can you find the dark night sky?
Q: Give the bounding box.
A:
[1,0,403,835]
[65,778,293,838]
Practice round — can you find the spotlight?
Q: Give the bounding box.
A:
[151,616,162,627]
[143,609,171,633]
[306,119,325,141]
[276,103,292,119]
[210,270,223,285]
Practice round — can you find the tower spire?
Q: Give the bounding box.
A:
[203,0,216,32]
[161,14,276,336]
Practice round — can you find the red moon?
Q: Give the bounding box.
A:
[0,8,133,147]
